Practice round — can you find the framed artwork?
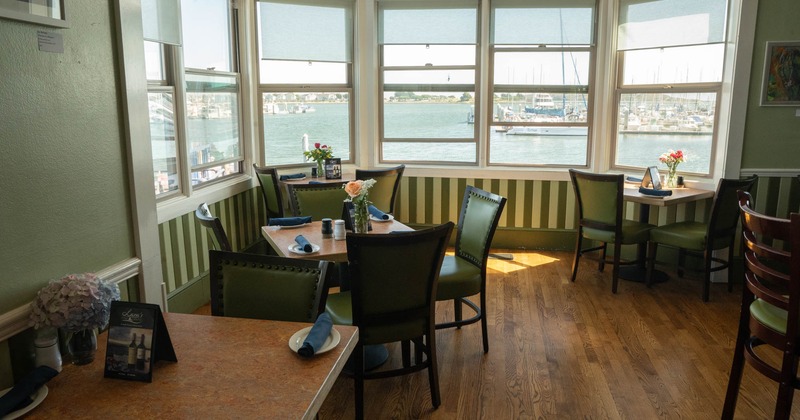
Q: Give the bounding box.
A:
[760,41,800,106]
[0,0,68,28]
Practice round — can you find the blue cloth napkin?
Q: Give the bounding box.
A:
[638,186,673,197]
[626,176,642,183]
[295,235,313,252]
[368,205,390,220]
[0,366,58,416]
[297,313,333,358]
[279,173,305,181]
[308,180,324,184]
[268,216,312,226]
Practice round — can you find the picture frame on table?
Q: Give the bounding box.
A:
[641,166,662,190]
[760,41,800,106]
[325,158,342,179]
[0,0,68,28]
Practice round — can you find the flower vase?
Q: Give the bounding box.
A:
[316,161,325,178]
[65,328,97,365]
[353,198,370,234]
[666,166,678,188]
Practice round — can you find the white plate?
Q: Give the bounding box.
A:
[288,243,320,254]
[369,214,394,222]
[288,326,341,355]
[0,385,48,420]
[276,223,309,230]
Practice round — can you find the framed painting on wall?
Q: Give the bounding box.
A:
[0,0,68,28]
[760,41,800,106]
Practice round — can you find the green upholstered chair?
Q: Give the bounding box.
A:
[568,169,654,294]
[645,176,757,301]
[435,185,506,353]
[209,250,332,322]
[287,182,349,221]
[196,203,233,252]
[355,164,405,214]
[325,222,453,419]
[252,164,285,221]
[722,191,800,420]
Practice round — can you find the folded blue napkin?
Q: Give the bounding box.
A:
[279,173,305,181]
[368,205,390,220]
[0,366,58,416]
[308,180,324,184]
[638,187,673,197]
[626,176,642,183]
[268,216,312,226]
[297,313,333,358]
[295,235,313,252]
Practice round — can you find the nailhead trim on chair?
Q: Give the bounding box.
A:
[457,192,500,267]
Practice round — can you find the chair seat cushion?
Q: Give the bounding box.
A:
[436,255,481,301]
[583,220,653,244]
[649,221,708,251]
[750,298,787,334]
[325,291,352,325]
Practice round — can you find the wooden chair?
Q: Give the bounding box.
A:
[195,202,232,251]
[209,250,332,322]
[325,223,454,419]
[435,185,506,353]
[645,176,757,301]
[252,164,285,222]
[568,169,654,293]
[355,164,405,214]
[286,182,349,221]
[722,191,800,419]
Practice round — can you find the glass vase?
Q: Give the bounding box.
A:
[666,166,678,188]
[353,198,370,234]
[65,328,97,365]
[316,161,325,178]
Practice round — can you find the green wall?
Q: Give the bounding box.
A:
[741,1,800,169]
[0,0,133,386]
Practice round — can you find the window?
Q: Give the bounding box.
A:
[489,0,595,166]
[257,0,354,166]
[146,0,243,198]
[378,0,479,164]
[613,0,727,175]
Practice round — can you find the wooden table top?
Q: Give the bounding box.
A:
[623,183,714,207]
[262,220,414,263]
[279,171,355,186]
[28,313,358,419]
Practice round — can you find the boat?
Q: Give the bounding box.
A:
[506,126,586,136]
[467,106,474,124]
[524,93,565,117]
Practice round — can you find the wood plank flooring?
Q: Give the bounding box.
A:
[196,249,798,419]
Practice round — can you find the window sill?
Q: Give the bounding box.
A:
[156,174,257,224]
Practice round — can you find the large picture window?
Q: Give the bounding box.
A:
[257,0,354,166]
[379,0,478,164]
[488,0,595,167]
[613,0,727,175]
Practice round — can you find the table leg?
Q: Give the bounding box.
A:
[619,203,668,283]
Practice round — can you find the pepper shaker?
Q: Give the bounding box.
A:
[321,218,333,238]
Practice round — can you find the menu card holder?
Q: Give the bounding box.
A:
[104,301,177,382]
[325,158,342,179]
[640,166,662,190]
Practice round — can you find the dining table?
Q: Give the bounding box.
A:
[26,312,358,419]
[621,182,715,282]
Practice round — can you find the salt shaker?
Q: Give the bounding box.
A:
[334,219,346,240]
[321,218,333,238]
[34,335,62,372]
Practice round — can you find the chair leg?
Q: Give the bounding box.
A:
[599,242,607,272]
[571,232,583,282]
[727,246,735,293]
[774,350,799,420]
[703,250,713,302]
[401,340,411,368]
[453,298,462,327]
[611,242,621,294]
[722,293,754,419]
[677,249,686,278]
[354,343,365,420]
[480,292,489,353]
[646,242,658,288]
[426,334,441,408]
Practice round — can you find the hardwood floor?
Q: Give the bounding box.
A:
[196,250,797,418]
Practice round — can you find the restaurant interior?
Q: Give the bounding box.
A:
[1,0,800,418]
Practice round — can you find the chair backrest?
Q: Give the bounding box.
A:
[347,222,453,345]
[707,175,758,248]
[454,186,507,271]
[209,250,332,322]
[569,169,624,232]
[195,203,232,252]
[287,182,349,220]
[738,191,800,336]
[355,165,405,214]
[252,164,285,220]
